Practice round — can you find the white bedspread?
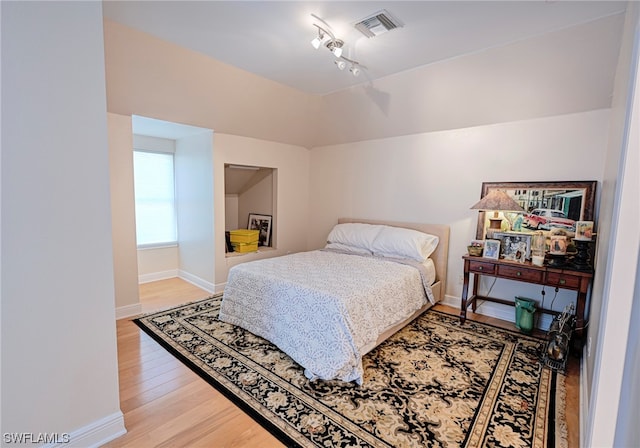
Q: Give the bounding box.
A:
[219,250,434,384]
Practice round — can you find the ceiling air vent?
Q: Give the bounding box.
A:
[354,9,403,38]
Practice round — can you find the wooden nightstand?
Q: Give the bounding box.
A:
[460,255,593,345]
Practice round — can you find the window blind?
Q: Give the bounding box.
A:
[133,151,177,247]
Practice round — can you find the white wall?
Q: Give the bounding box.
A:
[238,172,274,233]
[309,110,609,323]
[108,113,140,316]
[614,252,640,448]
[585,0,640,394]
[176,131,215,290]
[225,195,239,231]
[137,246,179,282]
[587,3,640,445]
[213,134,310,290]
[1,2,124,445]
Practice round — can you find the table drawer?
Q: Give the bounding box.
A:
[468,260,496,274]
[498,265,543,282]
[546,272,581,289]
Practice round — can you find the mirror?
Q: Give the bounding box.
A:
[475,181,597,240]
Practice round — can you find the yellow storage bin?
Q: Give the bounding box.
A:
[229,229,259,244]
[232,242,259,253]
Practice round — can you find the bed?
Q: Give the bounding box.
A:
[219,218,450,384]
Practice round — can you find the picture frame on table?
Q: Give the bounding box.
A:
[495,232,531,262]
[483,240,501,260]
[248,213,272,247]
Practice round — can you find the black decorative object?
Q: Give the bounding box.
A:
[547,253,566,268]
[571,239,592,271]
[225,231,234,253]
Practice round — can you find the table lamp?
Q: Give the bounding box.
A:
[470,190,525,238]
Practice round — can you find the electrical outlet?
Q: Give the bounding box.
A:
[587,336,592,357]
[458,274,464,285]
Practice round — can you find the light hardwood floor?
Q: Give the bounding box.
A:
[105,278,579,447]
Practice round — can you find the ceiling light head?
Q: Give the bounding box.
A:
[350,65,361,77]
[335,60,346,70]
[311,28,330,49]
[326,39,344,58]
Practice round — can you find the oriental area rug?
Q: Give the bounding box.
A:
[134,295,567,448]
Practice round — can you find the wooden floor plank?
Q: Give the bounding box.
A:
[106,278,579,447]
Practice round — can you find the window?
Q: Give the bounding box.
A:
[133,150,177,247]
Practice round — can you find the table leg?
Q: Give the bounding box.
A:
[573,285,588,349]
[471,274,479,312]
[460,265,471,323]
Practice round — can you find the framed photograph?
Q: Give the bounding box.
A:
[483,240,501,260]
[494,232,531,261]
[248,213,272,247]
[474,181,597,240]
[549,235,568,255]
[575,221,594,241]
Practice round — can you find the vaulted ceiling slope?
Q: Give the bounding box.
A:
[103,1,627,148]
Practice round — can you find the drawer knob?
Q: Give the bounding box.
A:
[516,271,522,277]
[478,266,483,271]
[559,279,566,285]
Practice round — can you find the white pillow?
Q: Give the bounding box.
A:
[371,226,439,262]
[326,223,384,251]
[324,242,373,256]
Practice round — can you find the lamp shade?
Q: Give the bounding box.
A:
[470,190,525,212]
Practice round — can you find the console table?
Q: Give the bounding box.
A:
[460,255,593,344]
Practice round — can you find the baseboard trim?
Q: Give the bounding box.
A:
[139,269,179,284]
[178,270,215,294]
[43,411,126,448]
[136,269,222,294]
[441,294,553,330]
[214,281,227,294]
[115,302,143,320]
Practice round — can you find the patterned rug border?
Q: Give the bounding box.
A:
[133,297,299,447]
[133,295,567,448]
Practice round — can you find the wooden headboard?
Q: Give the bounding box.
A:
[338,218,450,302]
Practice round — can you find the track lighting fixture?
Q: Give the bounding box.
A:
[310,13,364,77]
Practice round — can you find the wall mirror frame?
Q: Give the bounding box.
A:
[475,181,597,240]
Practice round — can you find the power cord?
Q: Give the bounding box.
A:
[474,276,497,311]
[549,287,560,310]
[535,286,546,329]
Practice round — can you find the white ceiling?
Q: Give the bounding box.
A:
[102,1,627,96]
